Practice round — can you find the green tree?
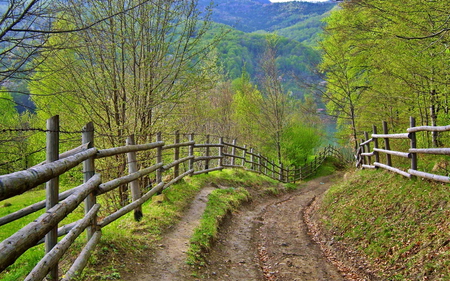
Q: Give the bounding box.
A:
[31,0,219,142]
[0,91,35,174]
[319,1,450,148]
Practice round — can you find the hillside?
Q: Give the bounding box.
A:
[203,24,320,96]
[199,0,337,97]
[315,169,450,280]
[198,0,335,36]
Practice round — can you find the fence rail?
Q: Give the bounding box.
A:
[356,117,450,183]
[0,115,340,280]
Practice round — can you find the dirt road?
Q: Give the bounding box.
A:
[125,174,346,281]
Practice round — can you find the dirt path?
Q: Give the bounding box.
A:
[195,174,344,281]
[126,174,346,281]
[131,187,216,281]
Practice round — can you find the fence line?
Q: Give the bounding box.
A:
[0,115,341,280]
[356,116,450,183]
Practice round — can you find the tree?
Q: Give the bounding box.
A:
[318,0,450,149]
[0,90,36,174]
[258,34,291,164]
[31,0,219,142]
[231,68,264,147]
[30,0,220,206]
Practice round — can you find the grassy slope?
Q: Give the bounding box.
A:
[0,185,85,280]
[320,169,450,280]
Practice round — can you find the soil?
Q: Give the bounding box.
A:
[122,173,366,281]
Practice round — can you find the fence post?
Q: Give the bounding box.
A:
[189,133,195,174]
[360,139,366,166]
[364,131,371,165]
[156,132,163,188]
[250,148,255,171]
[382,121,392,167]
[174,131,180,178]
[82,122,96,239]
[372,125,380,166]
[219,137,224,168]
[287,166,290,183]
[271,161,275,178]
[258,153,262,173]
[410,117,418,173]
[264,158,268,175]
[260,157,264,175]
[205,135,210,173]
[231,139,236,166]
[46,115,59,280]
[126,135,142,221]
[242,145,247,167]
[280,163,284,182]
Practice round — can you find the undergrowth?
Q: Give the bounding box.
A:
[320,169,450,280]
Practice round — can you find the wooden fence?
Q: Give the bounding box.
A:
[356,116,450,183]
[0,115,340,280]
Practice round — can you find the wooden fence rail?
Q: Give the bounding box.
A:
[356,116,450,183]
[0,115,340,280]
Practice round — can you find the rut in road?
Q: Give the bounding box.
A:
[124,174,345,281]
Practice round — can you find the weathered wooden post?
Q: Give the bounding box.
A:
[258,153,262,173]
[360,139,366,166]
[250,148,255,171]
[82,122,96,238]
[364,131,371,165]
[279,163,283,182]
[271,161,275,178]
[231,139,237,166]
[264,157,268,175]
[205,135,210,172]
[382,121,392,167]
[46,115,59,280]
[156,132,163,187]
[189,133,195,174]
[242,145,247,168]
[372,125,380,166]
[126,135,142,221]
[174,131,180,178]
[287,166,290,183]
[219,137,224,168]
[410,117,418,173]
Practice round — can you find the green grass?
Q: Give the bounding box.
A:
[320,169,450,280]
[186,187,250,266]
[0,184,85,281]
[304,156,344,180]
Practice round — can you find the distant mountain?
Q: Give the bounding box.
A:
[198,0,336,39]
[199,0,337,98]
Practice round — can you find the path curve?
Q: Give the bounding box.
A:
[195,174,344,281]
[124,174,346,281]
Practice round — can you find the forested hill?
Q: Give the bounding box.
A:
[198,0,336,35]
[198,0,337,96]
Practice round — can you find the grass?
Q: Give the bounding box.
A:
[320,169,450,280]
[186,187,250,266]
[0,184,85,281]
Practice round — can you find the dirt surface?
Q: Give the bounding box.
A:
[125,174,352,281]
